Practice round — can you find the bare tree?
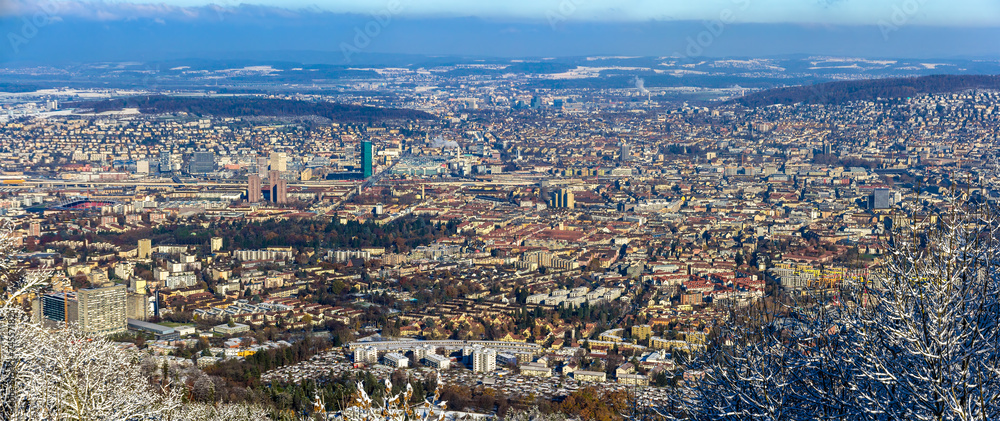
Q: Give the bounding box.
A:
[167,402,271,421]
[677,196,1000,421]
[0,221,61,420]
[675,298,860,420]
[337,377,447,421]
[0,218,290,420]
[842,199,1000,420]
[25,328,183,420]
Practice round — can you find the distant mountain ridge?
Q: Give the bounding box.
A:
[728,74,1000,107]
[68,95,436,124]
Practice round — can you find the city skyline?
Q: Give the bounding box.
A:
[1,1,999,419]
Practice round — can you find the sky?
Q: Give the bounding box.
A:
[3,0,1000,26]
[1,0,999,63]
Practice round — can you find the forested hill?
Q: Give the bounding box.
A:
[69,95,436,123]
[729,74,1000,107]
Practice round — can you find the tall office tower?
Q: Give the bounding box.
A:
[275,179,288,204]
[563,189,575,210]
[269,171,287,204]
[247,174,262,203]
[269,152,287,172]
[620,141,631,162]
[872,188,892,210]
[159,151,172,173]
[77,284,127,336]
[552,189,574,209]
[40,292,78,326]
[530,96,542,109]
[256,157,269,175]
[137,239,152,259]
[361,141,373,178]
[188,151,215,174]
[29,222,40,237]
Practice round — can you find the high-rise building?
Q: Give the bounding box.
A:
[188,151,215,174]
[551,189,574,209]
[137,239,152,259]
[247,174,262,203]
[472,347,497,373]
[563,189,574,210]
[131,277,147,295]
[872,188,892,210]
[361,141,373,178]
[28,222,40,237]
[159,151,172,173]
[354,346,378,364]
[77,284,127,336]
[620,141,631,162]
[40,292,78,325]
[269,171,287,204]
[38,285,127,335]
[210,237,223,252]
[126,292,148,321]
[269,152,287,172]
[275,179,287,204]
[256,157,269,175]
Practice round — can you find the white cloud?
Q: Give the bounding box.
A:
[1,0,998,26]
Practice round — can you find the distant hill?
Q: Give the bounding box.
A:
[68,95,436,123]
[0,83,44,93]
[729,74,1000,107]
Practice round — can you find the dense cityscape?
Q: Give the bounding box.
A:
[1,55,999,419]
[1,0,1000,418]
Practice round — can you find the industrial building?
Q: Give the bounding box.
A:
[127,318,179,340]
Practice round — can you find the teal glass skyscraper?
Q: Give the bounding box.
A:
[361,141,373,178]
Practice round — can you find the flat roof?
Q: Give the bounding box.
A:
[127,318,176,335]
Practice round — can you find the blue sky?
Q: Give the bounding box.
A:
[2,0,999,62]
[4,0,1000,26]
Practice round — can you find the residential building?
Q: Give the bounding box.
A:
[471,347,497,373]
[77,284,127,336]
[354,346,378,364]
